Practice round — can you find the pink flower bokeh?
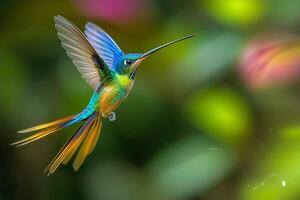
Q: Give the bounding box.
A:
[75,0,151,25]
[240,35,300,89]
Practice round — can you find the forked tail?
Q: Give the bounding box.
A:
[11,112,103,175]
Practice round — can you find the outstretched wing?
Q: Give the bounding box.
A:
[54,15,112,91]
[84,22,124,71]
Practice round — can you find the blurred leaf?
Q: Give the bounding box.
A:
[84,160,143,200]
[186,87,252,147]
[173,32,244,90]
[281,124,300,140]
[147,135,236,199]
[203,0,265,27]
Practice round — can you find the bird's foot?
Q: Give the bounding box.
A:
[108,112,116,121]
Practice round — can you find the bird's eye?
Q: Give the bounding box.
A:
[124,59,133,65]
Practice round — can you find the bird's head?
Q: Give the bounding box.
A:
[118,34,197,79]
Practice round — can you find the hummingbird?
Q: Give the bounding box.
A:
[12,15,196,175]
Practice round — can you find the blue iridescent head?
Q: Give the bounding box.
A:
[116,53,142,78]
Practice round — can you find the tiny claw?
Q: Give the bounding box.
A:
[108,112,116,121]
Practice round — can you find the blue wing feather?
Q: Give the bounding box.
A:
[84,22,124,71]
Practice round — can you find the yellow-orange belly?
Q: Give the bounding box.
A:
[99,82,132,116]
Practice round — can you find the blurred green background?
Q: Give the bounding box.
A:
[2,0,300,199]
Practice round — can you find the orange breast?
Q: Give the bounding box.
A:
[99,83,132,116]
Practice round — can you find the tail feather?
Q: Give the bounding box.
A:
[17,115,75,133]
[73,114,102,171]
[43,113,103,175]
[44,114,97,175]
[12,112,103,175]
[87,119,102,155]
[62,132,87,165]
[12,126,64,147]
[62,114,98,165]
[11,115,77,147]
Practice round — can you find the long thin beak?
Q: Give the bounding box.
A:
[140,34,197,59]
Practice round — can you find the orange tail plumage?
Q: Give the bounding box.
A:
[11,115,77,147]
[12,112,103,175]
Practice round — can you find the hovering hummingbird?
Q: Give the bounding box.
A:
[12,15,196,175]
